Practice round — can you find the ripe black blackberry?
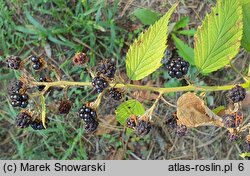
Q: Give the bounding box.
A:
[10,93,29,108]
[30,120,46,130]
[58,100,72,114]
[135,120,151,136]
[92,76,108,93]
[165,112,178,129]
[109,88,122,101]
[16,112,32,128]
[97,59,116,79]
[176,124,188,137]
[228,85,246,103]
[6,55,22,70]
[227,132,239,142]
[79,105,97,123]
[8,79,23,94]
[164,57,189,78]
[30,55,43,70]
[84,120,99,133]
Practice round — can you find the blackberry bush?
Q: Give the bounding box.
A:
[164,57,189,78]
[228,85,246,103]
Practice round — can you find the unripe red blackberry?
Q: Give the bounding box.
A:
[58,100,72,114]
[92,76,108,93]
[176,124,188,137]
[30,120,46,130]
[97,59,116,79]
[126,116,137,129]
[109,88,122,101]
[164,57,189,78]
[79,105,97,123]
[227,132,239,142]
[16,112,32,128]
[6,55,22,70]
[135,120,151,136]
[228,85,246,103]
[72,52,88,65]
[84,120,99,133]
[222,112,243,128]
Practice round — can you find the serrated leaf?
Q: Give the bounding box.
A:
[241,1,250,52]
[133,8,161,25]
[126,4,178,80]
[115,100,145,126]
[173,16,189,31]
[194,0,243,74]
[172,34,194,65]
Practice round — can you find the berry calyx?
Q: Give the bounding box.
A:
[58,100,72,114]
[16,112,32,128]
[109,88,123,101]
[6,55,22,70]
[228,85,246,103]
[126,115,137,129]
[176,124,188,137]
[92,76,109,93]
[164,57,189,78]
[96,59,116,79]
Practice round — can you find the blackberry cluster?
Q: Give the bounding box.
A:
[31,56,43,70]
[176,124,188,137]
[164,57,189,78]
[10,93,29,108]
[6,55,22,70]
[135,119,151,136]
[16,112,32,128]
[228,132,239,142]
[228,85,246,103]
[79,105,98,133]
[8,79,23,95]
[109,88,122,101]
[92,76,108,93]
[97,59,116,79]
[58,100,72,114]
[30,120,46,130]
[222,112,243,128]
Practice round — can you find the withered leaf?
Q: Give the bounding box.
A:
[177,93,223,128]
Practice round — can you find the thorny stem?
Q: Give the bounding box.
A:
[30,80,250,94]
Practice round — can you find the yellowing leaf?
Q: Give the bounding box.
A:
[126,4,177,80]
[194,0,243,74]
[41,95,47,128]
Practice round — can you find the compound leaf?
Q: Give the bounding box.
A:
[115,100,145,126]
[194,0,243,74]
[126,4,177,80]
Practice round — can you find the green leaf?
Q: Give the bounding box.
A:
[172,34,194,65]
[241,1,250,52]
[133,8,161,25]
[115,100,145,126]
[177,29,196,36]
[240,152,250,158]
[194,0,243,74]
[126,4,178,80]
[212,106,225,114]
[173,16,189,31]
